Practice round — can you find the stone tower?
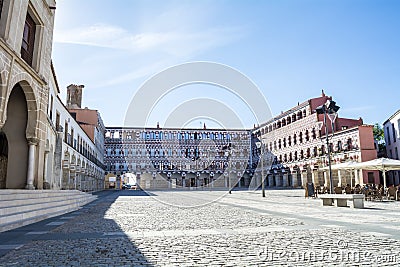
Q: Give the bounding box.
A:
[66,84,84,109]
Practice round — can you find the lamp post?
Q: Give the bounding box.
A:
[316,99,340,194]
[223,143,235,194]
[225,149,232,194]
[256,141,265,197]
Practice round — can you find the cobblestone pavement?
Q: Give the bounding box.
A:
[1,189,400,266]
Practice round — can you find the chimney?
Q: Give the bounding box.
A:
[66,84,84,109]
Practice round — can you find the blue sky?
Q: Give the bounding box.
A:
[52,0,400,128]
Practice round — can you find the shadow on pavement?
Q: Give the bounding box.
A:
[0,190,156,266]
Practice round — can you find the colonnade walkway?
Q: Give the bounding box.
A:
[1,189,400,266]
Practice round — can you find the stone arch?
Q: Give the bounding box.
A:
[1,85,30,188]
[4,80,38,140]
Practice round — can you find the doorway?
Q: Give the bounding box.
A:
[2,85,29,188]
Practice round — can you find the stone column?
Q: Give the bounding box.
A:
[43,149,49,189]
[311,170,318,186]
[268,175,274,188]
[292,172,298,188]
[301,171,307,188]
[26,139,38,190]
[355,169,361,186]
[337,170,342,187]
[324,171,328,187]
[276,175,282,187]
[282,174,288,187]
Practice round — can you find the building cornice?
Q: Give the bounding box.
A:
[383,109,400,125]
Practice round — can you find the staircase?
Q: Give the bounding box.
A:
[0,190,97,233]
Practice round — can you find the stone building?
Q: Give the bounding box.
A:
[45,77,105,191]
[0,0,57,189]
[383,109,400,185]
[252,91,378,190]
[0,0,105,191]
[104,126,253,190]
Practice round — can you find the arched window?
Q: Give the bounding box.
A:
[297,111,303,120]
[288,136,292,146]
[299,132,303,143]
[305,130,309,141]
[312,128,316,139]
[278,139,281,149]
[347,138,352,150]
[337,140,342,152]
[283,138,286,147]
[293,134,297,145]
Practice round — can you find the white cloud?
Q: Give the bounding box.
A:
[54,24,242,57]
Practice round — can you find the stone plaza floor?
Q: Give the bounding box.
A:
[0,189,400,266]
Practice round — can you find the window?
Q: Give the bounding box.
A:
[71,128,74,147]
[49,95,53,120]
[395,147,399,160]
[0,0,4,21]
[21,13,36,66]
[337,141,342,152]
[387,127,391,145]
[64,122,68,142]
[398,120,400,141]
[55,112,60,132]
[392,123,396,143]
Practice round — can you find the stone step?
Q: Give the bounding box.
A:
[0,191,97,233]
[0,195,96,216]
[0,193,91,208]
[0,190,88,201]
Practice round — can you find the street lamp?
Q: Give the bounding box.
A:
[316,99,340,194]
[255,141,265,197]
[224,149,232,194]
[223,143,235,194]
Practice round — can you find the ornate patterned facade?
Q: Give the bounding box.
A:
[105,127,254,189]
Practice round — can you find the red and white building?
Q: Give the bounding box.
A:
[252,91,378,189]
